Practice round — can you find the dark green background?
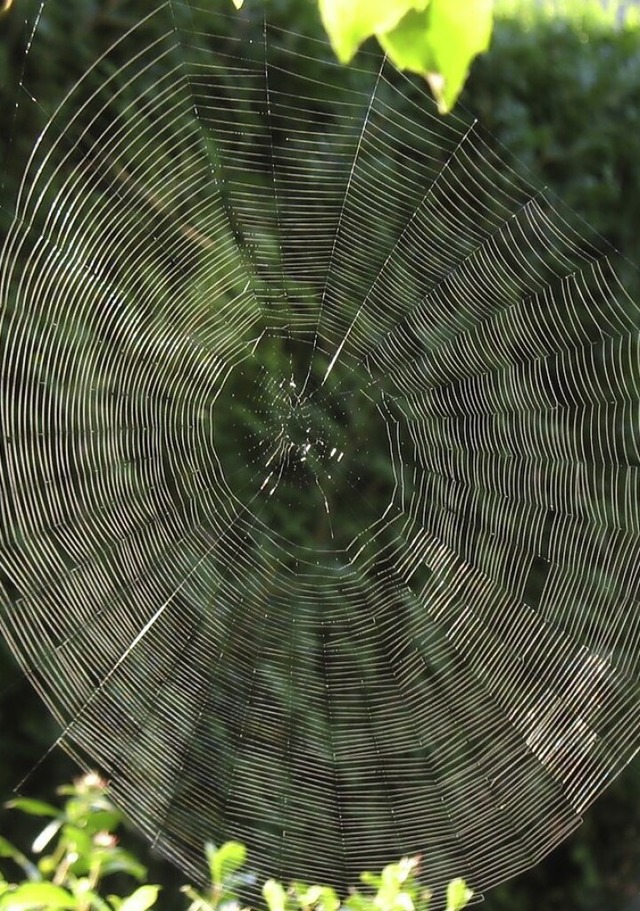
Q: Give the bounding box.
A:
[1,1,640,908]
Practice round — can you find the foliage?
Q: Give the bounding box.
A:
[0,773,155,911]
[262,856,472,911]
[372,0,492,112]
[494,0,640,29]
[228,0,640,116]
[0,776,471,911]
[462,4,640,298]
[231,0,493,113]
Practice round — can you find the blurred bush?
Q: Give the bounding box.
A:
[0,775,471,911]
[464,4,640,292]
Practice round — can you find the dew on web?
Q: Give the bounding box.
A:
[1,1,640,907]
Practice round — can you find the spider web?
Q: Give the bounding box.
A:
[2,1,640,905]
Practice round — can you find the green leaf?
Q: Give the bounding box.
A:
[86,891,113,911]
[118,885,160,911]
[57,824,92,875]
[0,836,21,859]
[263,879,287,911]
[360,871,381,889]
[319,887,340,911]
[82,808,121,836]
[297,884,340,911]
[92,846,146,882]
[342,895,371,911]
[0,882,76,910]
[445,878,473,911]
[31,819,62,854]
[207,841,246,886]
[4,799,58,818]
[318,0,429,63]
[298,885,322,906]
[380,0,493,112]
[320,886,340,911]
[0,836,40,880]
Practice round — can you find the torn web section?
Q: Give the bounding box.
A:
[338,521,579,901]
[368,175,640,816]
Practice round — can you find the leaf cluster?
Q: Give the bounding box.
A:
[0,774,154,911]
[0,777,471,911]
[231,0,493,112]
[261,857,471,911]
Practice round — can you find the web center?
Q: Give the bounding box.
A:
[262,384,345,491]
[214,331,397,552]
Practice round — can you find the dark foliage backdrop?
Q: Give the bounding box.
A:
[1,2,640,909]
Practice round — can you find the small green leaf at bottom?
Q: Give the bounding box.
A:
[446,878,473,911]
[263,879,287,911]
[118,885,160,911]
[207,840,247,887]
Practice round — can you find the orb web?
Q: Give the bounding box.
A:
[2,1,640,905]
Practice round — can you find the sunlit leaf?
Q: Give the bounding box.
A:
[263,878,287,911]
[445,878,473,911]
[319,886,340,911]
[0,881,76,910]
[299,884,323,906]
[380,0,493,112]
[318,0,492,112]
[318,0,429,63]
[360,871,381,889]
[394,894,414,911]
[31,819,62,854]
[207,841,247,886]
[118,885,160,911]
